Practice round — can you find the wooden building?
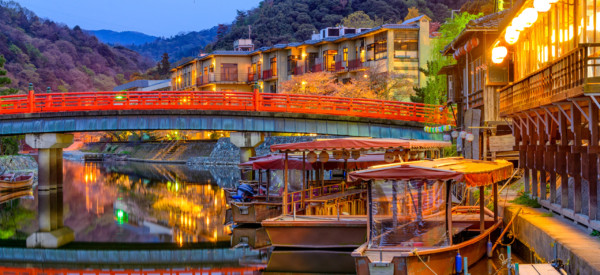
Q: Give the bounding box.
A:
[491,0,600,231]
[440,11,517,160]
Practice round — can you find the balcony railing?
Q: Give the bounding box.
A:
[347,59,365,71]
[499,43,600,116]
[292,66,305,76]
[197,73,249,86]
[310,64,323,73]
[247,73,260,82]
[334,61,346,72]
[263,69,276,80]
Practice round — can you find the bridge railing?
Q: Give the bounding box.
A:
[0,90,454,125]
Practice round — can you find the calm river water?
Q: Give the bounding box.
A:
[0,159,524,274]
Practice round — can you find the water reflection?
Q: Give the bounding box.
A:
[1,160,232,244]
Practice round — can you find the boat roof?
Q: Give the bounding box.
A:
[349,157,513,187]
[239,153,391,171]
[270,138,451,152]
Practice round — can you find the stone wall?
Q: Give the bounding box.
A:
[0,155,37,173]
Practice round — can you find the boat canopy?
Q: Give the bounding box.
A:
[239,153,389,171]
[270,138,451,152]
[349,157,513,187]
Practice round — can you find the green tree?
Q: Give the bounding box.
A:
[404,7,420,21]
[412,12,481,104]
[0,55,17,96]
[339,11,383,28]
[158,53,170,77]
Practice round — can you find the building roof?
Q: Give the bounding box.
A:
[442,9,510,56]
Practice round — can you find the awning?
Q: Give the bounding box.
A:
[270,138,451,152]
[349,157,513,187]
[239,153,391,171]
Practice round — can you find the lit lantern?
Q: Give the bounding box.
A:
[451,130,459,138]
[351,150,361,160]
[332,150,342,159]
[505,26,520,45]
[384,151,395,163]
[342,150,350,160]
[522,8,538,27]
[466,133,475,142]
[534,0,551,12]
[511,16,525,31]
[548,0,558,3]
[492,46,508,64]
[460,131,467,139]
[307,151,317,163]
[319,151,329,162]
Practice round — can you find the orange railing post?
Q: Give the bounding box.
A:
[254,87,260,112]
[28,89,34,113]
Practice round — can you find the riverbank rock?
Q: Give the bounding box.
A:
[0,155,37,172]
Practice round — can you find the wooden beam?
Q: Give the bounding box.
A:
[480,185,485,232]
[446,180,453,246]
[543,107,560,125]
[588,102,598,220]
[571,105,582,214]
[284,152,289,215]
[493,182,498,224]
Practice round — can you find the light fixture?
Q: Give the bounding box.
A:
[384,151,395,163]
[534,0,551,12]
[522,8,538,27]
[466,133,475,142]
[319,151,329,162]
[451,130,459,138]
[332,150,342,159]
[548,0,558,3]
[460,131,467,139]
[511,16,525,31]
[505,26,520,45]
[351,150,361,160]
[307,151,317,163]
[492,46,508,64]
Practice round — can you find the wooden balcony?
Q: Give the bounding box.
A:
[347,59,364,71]
[499,43,600,117]
[310,64,323,73]
[263,69,277,80]
[292,66,305,76]
[247,73,260,82]
[334,61,346,73]
[197,73,250,86]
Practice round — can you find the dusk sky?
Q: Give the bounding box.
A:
[14,0,262,37]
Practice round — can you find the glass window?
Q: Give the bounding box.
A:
[343,47,348,62]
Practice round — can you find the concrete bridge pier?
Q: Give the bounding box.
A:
[230,132,264,180]
[25,133,74,248]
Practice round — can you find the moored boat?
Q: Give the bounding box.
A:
[348,157,513,274]
[0,172,34,191]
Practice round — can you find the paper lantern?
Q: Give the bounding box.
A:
[511,16,525,31]
[384,151,395,163]
[342,150,351,160]
[351,150,361,160]
[319,151,329,162]
[307,151,317,163]
[471,37,479,48]
[492,46,508,64]
[466,133,475,142]
[534,0,551,12]
[522,8,538,27]
[505,26,520,45]
[548,0,557,3]
[418,151,426,159]
[451,131,459,138]
[332,150,342,159]
[443,134,451,141]
[460,131,467,139]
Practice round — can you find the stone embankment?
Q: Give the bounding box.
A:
[0,155,37,173]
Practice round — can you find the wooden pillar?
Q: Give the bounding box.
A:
[520,117,531,194]
[546,110,557,204]
[479,185,485,232]
[367,180,373,246]
[302,152,306,208]
[529,115,539,198]
[558,109,569,209]
[258,169,263,195]
[283,152,289,215]
[266,169,271,202]
[572,105,582,214]
[321,161,325,188]
[588,102,598,220]
[392,181,398,228]
[493,182,498,224]
[537,113,547,200]
[446,180,453,246]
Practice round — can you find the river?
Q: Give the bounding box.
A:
[0,159,525,274]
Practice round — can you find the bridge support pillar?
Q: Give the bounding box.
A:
[25,133,74,248]
[230,132,264,180]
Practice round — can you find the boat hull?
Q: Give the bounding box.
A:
[353,221,501,275]
[0,174,34,191]
[231,226,271,249]
[262,216,367,248]
[264,250,356,274]
[231,202,281,224]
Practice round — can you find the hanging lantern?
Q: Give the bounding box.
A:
[319,151,329,162]
[451,130,459,138]
[492,46,508,64]
[460,131,467,139]
[548,0,558,3]
[384,151,395,163]
[418,151,426,159]
[522,8,538,27]
[351,150,361,160]
[424,126,429,133]
[332,150,342,159]
[466,133,475,142]
[307,151,318,163]
[471,37,479,48]
[534,0,551,12]
[443,134,451,141]
[505,26,520,45]
[511,16,525,31]
[342,150,351,160]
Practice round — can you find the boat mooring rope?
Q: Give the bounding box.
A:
[412,249,438,275]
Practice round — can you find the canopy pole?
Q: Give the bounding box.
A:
[417,180,423,224]
[258,169,263,195]
[344,157,348,180]
[321,161,325,189]
[367,180,373,247]
[266,169,271,202]
[480,185,485,232]
[392,180,398,228]
[284,152,289,215]
[445,180,453,246]
[493,182,498,223]
[302,152,306,190]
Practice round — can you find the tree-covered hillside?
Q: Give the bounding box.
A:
[210,0,468,50]
[129,26,218,62]
[0,1,153,93]
[89,30,158,46]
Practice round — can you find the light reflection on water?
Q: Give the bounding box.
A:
[3,160,232,244]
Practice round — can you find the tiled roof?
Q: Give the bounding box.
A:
[442,9,510,55]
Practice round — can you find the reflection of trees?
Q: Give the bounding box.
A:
[0,200,34,239]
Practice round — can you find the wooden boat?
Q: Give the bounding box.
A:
[0,172,34,191]
[0,188,34,204]
[264,249,357,274]
[262,138,452,248]
[231,225,272,249]
[231,201,282,224]
[348,157,513,275]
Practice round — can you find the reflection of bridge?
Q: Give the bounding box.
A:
[0,91,452,137]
